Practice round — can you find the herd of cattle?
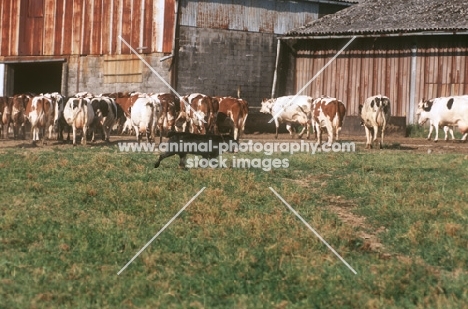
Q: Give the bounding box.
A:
[0,91,249,146]
[0,90,467,149]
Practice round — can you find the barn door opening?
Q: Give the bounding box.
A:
[7,61,63,95]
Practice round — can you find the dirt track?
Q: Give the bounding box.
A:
[1,131,468,155]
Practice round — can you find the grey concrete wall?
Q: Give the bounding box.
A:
[177,26,277,107]
[65,54,173,96]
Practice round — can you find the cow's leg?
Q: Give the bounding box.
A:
[41,126,47,146]
[427,124,433,140]
[380,126,385,149]
[104,125,111,143]
[100,124,106,142]
[233,127,239,141]
[72,126,77,146]
[82,126,87,146]
[31,126,36,145]
[315,124,321,144]
[21,124,26,140]
[372,125,380,149]
[433,124,439,142]
[305,122,310,139]
[461,133,468,142]
[325,123,334,145]
[364,126,372,149]
[146,125,152,143]
[66,126,71,142]
[298,124,306,139]
[286,123,295,138]
[2,124,7,139]
[449,128,456,141]
[328,127,335,145]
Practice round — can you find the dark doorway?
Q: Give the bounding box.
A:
[11,62,62,95]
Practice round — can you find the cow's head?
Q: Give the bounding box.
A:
[260,98,275,114]
[416,99,433,125]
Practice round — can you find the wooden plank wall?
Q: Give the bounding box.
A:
[294,36,468,118]
[0,0,172,57]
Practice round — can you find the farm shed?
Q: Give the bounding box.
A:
[175,0,355,106]
[277,0,468,129]
[0,0,355,105]
[0,0,176,96]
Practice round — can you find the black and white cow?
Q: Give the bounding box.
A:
[90,96,125,142]
[417,96,468,142]
[359,95,391,149]
[260,95,314,139]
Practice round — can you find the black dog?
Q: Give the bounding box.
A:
[154,131,237,168]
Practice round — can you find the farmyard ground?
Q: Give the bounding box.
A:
[1,133,467,308]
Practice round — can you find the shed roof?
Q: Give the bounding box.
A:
[285,0,468,37]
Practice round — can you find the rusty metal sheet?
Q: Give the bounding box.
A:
[1,0,163,57]
[179,0,319,35]
[163,0,175,53]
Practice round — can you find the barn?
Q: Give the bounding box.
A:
[0,0,354,109]
[276,0,468,131]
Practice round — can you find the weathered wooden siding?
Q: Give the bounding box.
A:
[179,0,319,34]
[0,0,172,57]
[293,36,468,121]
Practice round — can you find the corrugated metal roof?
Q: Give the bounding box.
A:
[179,0,353,34]
[285,0,468,37]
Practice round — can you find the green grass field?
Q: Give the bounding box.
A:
[1,143,467,308]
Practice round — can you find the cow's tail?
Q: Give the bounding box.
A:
[144,102,154,137]
[374,96,389,128]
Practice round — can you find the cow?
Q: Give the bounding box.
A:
[27,94,56,145]
[214,96,249,141]
[11,94,31,140]
[359,95,391,149]
[130,94,161,143]
[260,95,313,139]
[90,96,125,142]
[108,91,140,134]
[181,93,214,135]
[154,131,236,168]
[174,96,190,133]
[311,96,347,145]
[54,94,72,142]
[0,96,12,139]
[152,93,180,142]
[63,97,95,146]
[417,96,468,142]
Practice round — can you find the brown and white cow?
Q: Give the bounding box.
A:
[260,95,313,139]
[0,96,12,139]
[27,94,57,145]
[108,91,140,134]
[152,93,180,142]
[214,96,249,141]
[417,96,468,142]
[11,94,31,140]
[359,95,391,149]
[63,97,95,146]
[312,96,347,145]
[176,93,214,134]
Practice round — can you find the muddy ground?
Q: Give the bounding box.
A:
[1,131,468,154]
